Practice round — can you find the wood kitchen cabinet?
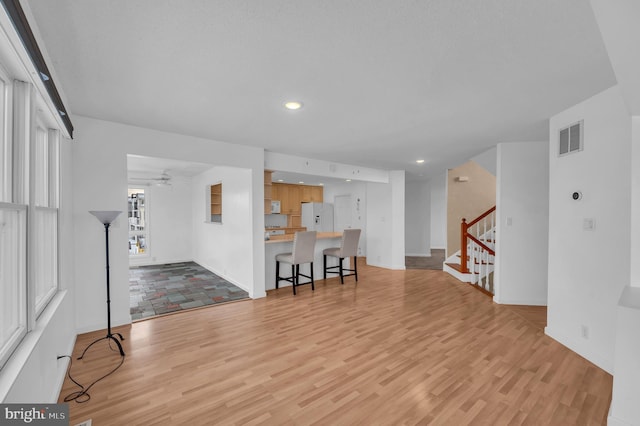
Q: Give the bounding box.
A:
[271,182,323,215]
[271,183,281,206]
[279,184,293,214]
[300,185,323,203]
[288,185,301,214]
[301,185,312,203]
[311,186,323,202]
[264,170,272,214]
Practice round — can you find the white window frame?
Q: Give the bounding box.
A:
[0,77,61,369]
[128,187,149,257]
[0,66,12,203]
[0,203,27,368]
[31,115,59,317]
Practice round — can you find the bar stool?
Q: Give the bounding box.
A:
[323,229,361,284]
[275,231,317,295]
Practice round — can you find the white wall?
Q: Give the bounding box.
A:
[494,142,549,305]
[546,85,631,373]
[632,116,640,287]
[71,115,265,333]
[588,4,640,423]
[129,177,193,266]
[405,181,431,256]
[265,152,389,183]
[429,173,447,250]
[366,171,405,269]
[192,166,254,294]
[609,117,640,426]
[471,146,497,176]
[322,181,367,256]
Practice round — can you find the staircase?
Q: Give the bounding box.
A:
[443,206,496,294]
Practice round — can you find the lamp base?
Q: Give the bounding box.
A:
[78,332,125,359]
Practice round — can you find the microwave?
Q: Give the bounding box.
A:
[271,200,281,214]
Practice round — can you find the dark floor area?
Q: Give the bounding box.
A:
[405,249,446,270]
[129,261,249,320]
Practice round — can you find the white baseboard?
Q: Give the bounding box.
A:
[129,258,192,267]
[194,259,252,297]
[544,326,613,374]
[608,404,633,426]
[52,333,77,402]
[492,296,547,306]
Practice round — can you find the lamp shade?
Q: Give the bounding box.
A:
[89,210,122,225]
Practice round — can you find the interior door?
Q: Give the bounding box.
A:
[333,195,351,232]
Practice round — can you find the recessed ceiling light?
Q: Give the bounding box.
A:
[318,183,324,186]
[416,159,425,164]
[277,179,284,182]
[284,101,303,110]
[345,179,351,182]
[298,181,304,184]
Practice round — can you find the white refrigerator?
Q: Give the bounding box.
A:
[301,202,334,232]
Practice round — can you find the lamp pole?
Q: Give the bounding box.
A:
[79,211,125,359]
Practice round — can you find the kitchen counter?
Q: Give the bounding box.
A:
[265,231,342,243]
[264,232,346,290]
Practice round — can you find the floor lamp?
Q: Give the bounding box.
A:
[79,210,125,359]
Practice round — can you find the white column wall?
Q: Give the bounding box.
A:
[632,116,640,287]
[546,85,631,373]
[191,166,254,294]
[366,170,405,270]
[390,171,406,269]
[429,173,447,250]
[494,141,549,306]
[405,180,430,256]
[72,116,265,333]
[608,116,640,426]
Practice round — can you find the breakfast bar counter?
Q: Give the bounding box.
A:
[264,232,346,290]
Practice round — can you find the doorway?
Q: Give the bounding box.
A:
[334,194,352,232]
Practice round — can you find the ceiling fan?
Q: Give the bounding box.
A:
[129,171,172,186]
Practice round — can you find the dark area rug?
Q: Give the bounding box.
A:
[129,261,249,320]
[405,249,446,270]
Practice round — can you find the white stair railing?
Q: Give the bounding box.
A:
[460,207,496,292]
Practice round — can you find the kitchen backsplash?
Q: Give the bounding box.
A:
[265,214,287,228]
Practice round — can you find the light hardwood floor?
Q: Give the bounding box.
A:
[59,261,612,425]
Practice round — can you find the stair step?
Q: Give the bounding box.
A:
[445,262,465,273]
[455,255,494,265]
[445,262,492,276]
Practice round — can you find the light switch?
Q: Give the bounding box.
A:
[506,217,513,226]
[583,218,595,231]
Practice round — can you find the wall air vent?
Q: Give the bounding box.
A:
[559,120,583,156]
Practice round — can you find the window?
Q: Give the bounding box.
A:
[0,77,61,368]
[0,204,27,368]
[0,71,10,203]
[33,121,59,315]
[128,188,148,255]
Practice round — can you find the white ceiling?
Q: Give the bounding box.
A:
[26,0,617,180]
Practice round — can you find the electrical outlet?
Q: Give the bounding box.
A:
[581,325,589,339]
